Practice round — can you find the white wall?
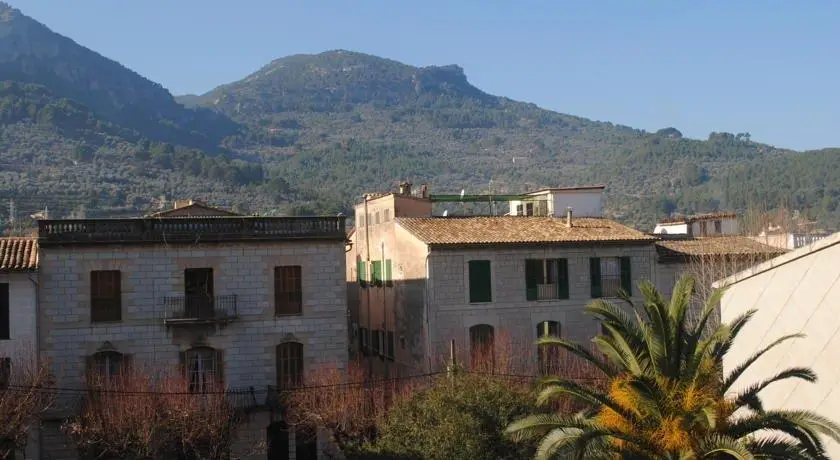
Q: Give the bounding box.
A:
[0,273,37,357]
[509,190,604,218]
[653,223,689,235]
[718,235,840,458]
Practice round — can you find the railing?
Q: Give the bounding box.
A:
[536,284,559,300]
[163,294,238,324]
[38,216,346,245]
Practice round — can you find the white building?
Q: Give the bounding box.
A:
[0,237,39,460]
[653,212,739,237]
[37,208,348,460]
[508,185,605,217]
[715,232,840,458]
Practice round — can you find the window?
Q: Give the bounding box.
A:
[184,268,214,319]
[525,259,569,300]
[91,270,122,322]
[358,214,365,227]
[589,257,632,298]
[371,261,383,287]
[375,212,380,225]
[525,202,534,216]
[468,260,492,303]
[515,204,524,216]
[383,209,391,222]
[0,358,9,389]
[276,342,303,390]
[714,220,723,234]
[87,351,128,385]
[181,347,223,393]
[357,258,367,287]
[359,327,369,356]
[469,324,495,371]
[537,321,561,376]
[0,283,8,340]
[275,266,303,315]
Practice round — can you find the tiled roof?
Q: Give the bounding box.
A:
[147,201,240,218]
[656,236,786,261]
[0,237,38,272]
[396,217,656,246]
[658,212,737,225]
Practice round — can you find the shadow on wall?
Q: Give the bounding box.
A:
[346,278,427,376]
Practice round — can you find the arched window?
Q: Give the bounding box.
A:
[469,324,495,372]
[276,342,303,390]
[536,321,561,376]
[87,350,127,385]
[181,347,223,393]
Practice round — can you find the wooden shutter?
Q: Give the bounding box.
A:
[524,260,540,301]
[589,258,602,298]
[91,271,122,322]
[371,261,382,286]
[557,259,569,300]
[275,266,303,315]
[215,349,225,389]
[357,259,367,287]
[620,257,632,295]
[468,260,492,303]
[385,260,393,287]
[386,331,395,361]
[0,283,9,340]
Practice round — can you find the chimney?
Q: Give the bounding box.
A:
[566,207,573,227]
[398,182,412,196]
[420,184,428,198]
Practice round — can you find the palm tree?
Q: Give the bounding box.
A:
[506,275,840,459]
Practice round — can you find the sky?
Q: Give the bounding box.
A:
[6,0,840,151]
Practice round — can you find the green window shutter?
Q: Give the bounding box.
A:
[589,258,602,298]
[372,261,383,286]
[468,260,492,303]
[385,259,393,286]
[557,258,569,299]
[524,259,540,301]
[620,256,632,295]
[357,260,367,287]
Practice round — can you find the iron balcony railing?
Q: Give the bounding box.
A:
[38,216,346,245]
[162,294,238,324]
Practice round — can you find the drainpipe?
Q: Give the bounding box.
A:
[363,195,373,378]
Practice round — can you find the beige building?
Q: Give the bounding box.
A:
[37,206,348,460]
[715,232,840,458]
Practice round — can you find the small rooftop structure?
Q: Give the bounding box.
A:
[147,199,241,218]
[396,216,654,247]
[654,212,739,237]
[0,237,38,272]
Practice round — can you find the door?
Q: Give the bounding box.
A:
[184,268,214,319]
[266,422,290,460]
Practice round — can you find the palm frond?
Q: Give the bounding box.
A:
[723,333,806,392]
[733,367,817,412]
[696,434,755,459]
[536,336,618,378]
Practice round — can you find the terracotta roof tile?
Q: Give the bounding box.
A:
[396,217,656,245]
[0,237,38,272]
[655,236,786,261]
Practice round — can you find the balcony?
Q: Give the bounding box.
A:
[38,216,346,246]
[163,294,238,325]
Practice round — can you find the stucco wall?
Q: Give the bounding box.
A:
[38,241,348,460]
[719,238,840,458]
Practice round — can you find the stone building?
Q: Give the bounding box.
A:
[346,184,658,376]
[36,210,348,460]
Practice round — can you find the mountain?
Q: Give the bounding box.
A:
[2,2,840,229]
[184,50,840,228]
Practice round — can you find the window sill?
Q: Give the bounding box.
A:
[530,298,570,302]
[274,313,303,318]
[469,301,493,304]
[90,320,123,324]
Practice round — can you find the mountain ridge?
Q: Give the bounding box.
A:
[1,4,840,230]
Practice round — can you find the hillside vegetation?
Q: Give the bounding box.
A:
[1,1,839,229]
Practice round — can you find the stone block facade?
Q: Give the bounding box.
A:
[426,244,657,370]
[38,241,348,460]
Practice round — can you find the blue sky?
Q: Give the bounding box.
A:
[7,0,839,150]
